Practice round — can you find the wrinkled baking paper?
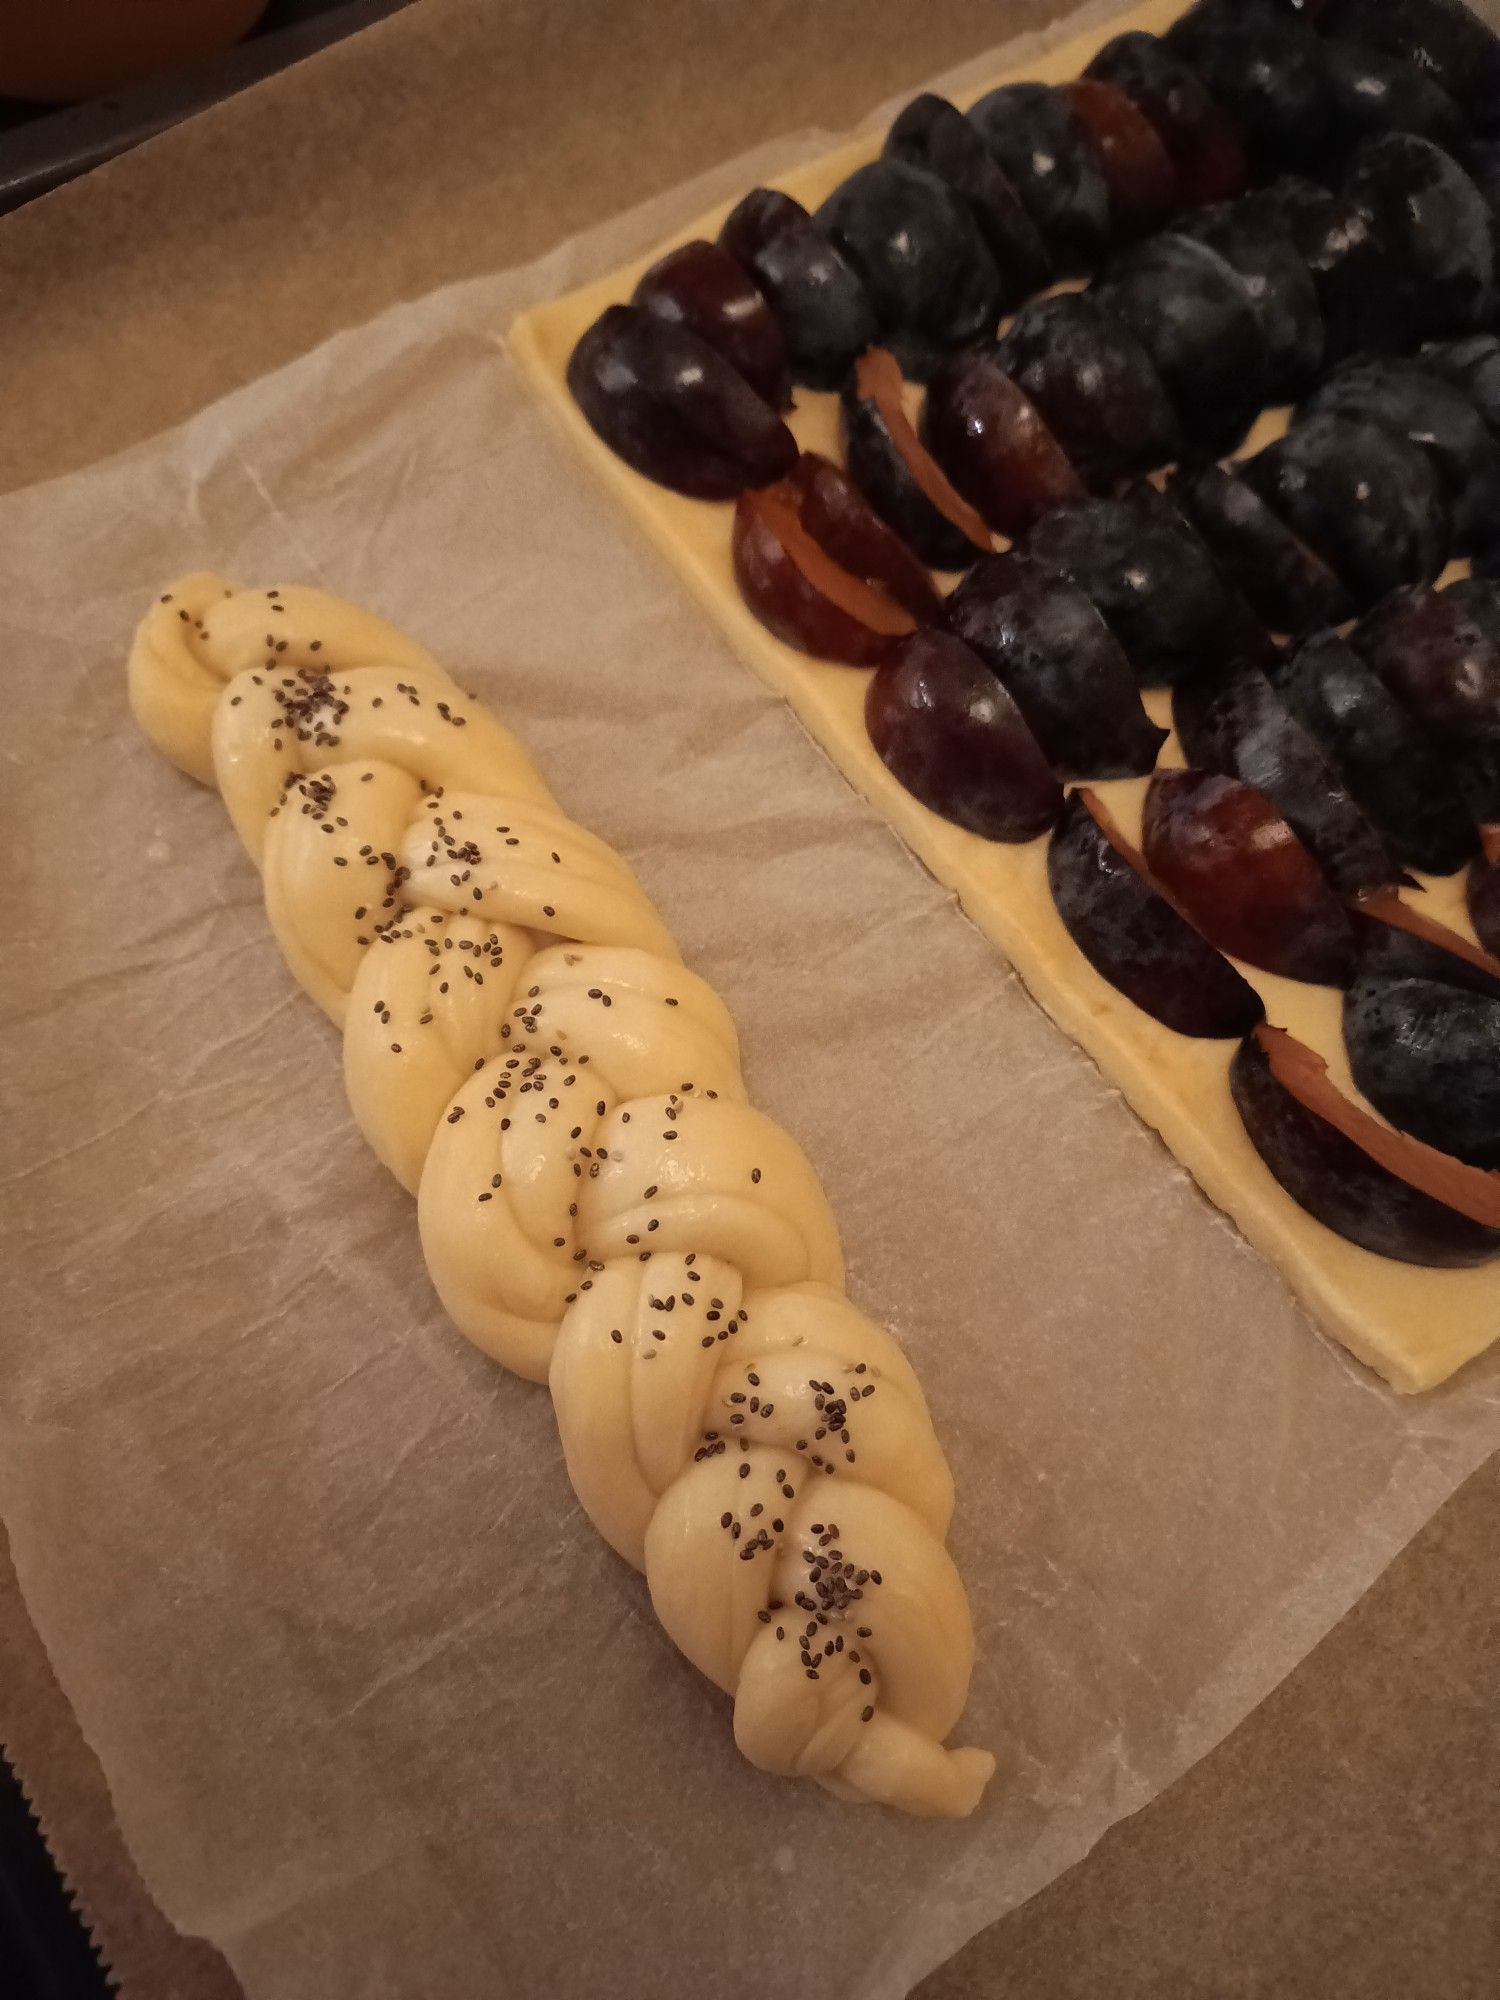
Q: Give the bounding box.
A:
[2,4,1497,1996]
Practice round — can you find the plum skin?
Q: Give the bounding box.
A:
[731,487,915,667]
[840,368,988,572]
[719,188,876,392]
[866,629,1063,843]
[1344,976,1500,1168]
[921,347,1085,541]
[1470,854,1500,957]
[1046,792,1264,1039]
[1168,462,1352,635]
[996,292,1182,488]
[631,240,791,410]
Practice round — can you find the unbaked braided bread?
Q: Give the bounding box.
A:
[128,575,994,1816]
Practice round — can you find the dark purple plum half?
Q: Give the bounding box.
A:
[1321,38,1467,152]
[1470,847,1500,955]
[1299,356,1500,555]
[865,628,1063,842]
[1271,630,1479,876]
[883,94,1052,306]
[1230,1026,1500,1267]
[1168,461,1353,634]
[1417,335,1500,440]
[1344,974,1500,1166]
[1258,175,1398,362]
[1172,657,1403,898]
[1240,415,1451,609]
[1019,493,1262,687]
[1318,0,1500,129]
[631,240,791,409]
[1343,134,1496,345]
[1165,3,1330,172]
[920,347,1086,540]
[1353,583,1500,822]
[995,292,1182,488]
[1083,30,1248,209]
[566,305,797,499]
[1350,897,1500,1002]
[946,553,1168,779]
[966,83,1111,276]
[840,351,993,570]
[1092,232,1269,458]
[719,189,876,392]
[1047,790,1264,1037]
[814,159,1002,381]
[1179,198,1324,400]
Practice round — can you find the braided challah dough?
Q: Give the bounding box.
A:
[128,575,995,1817]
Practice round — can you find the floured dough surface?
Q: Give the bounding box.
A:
[509,0,1498,1392]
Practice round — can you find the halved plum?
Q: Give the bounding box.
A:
[631,240,791,409]
[1240,415,1451,609]
[1321,38,1467,151]
[996,293,1182,487]
[1343,134,1496,344]
[1062,80,1179,239]
[841,348,993,570]
[786,453,942,622]
[1345,975,1500,1166]
[1469,836,1500,954]
[946,553,1168,779]
[1166,3,1330,172]
[1258,175,1397,362]
[966,83,1111,276]
[1272,630,1479,876]
[1083,31,1248,210]
[1299,357,1500,554]
[1230,1024,1500,1266]
[883,94,1052,305]
[1047,789,1264,1037]
[920,346,1085,540]
[1020,493,1262,687]
[1142,768,1355,984]
[1319,0,1500,129]
[1350,890,1500,999]
[732,478,920,665]
[719,188,876,391]
[1092,233,1269,458]
[1172,657,1403,898]
[814,160,1002,381]
[865,628,1063,841]
[1352,584,1500,739]
[1417,335,1500,440]
[1180,199,1324,400]
[567,304,797,499]
[1168,461,1353,634]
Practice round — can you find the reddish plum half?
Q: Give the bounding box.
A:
[1047,790,1264,1037]
[786,453,941,623]
[996,293,1182,488]
[1352,584,1500,740]
[841,348,993,571]
[732,482,918,666]
[866,629,1063,842]
[631,240,791,409]
[1063,80,1179,239]
[1230,1025,1500,1267]
[719,189,876,392]
[946,553,1168,780]
[567,304,796,499]
[1345,972,1500,1166]
[1083,31,1248,210]
[883,94,1052,305]
[920,347,1085,541]
[1142,768,1355,984]
[1168,462,1353,635]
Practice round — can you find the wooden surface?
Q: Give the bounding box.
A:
[0,2,1496,1993]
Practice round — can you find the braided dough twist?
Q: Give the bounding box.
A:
[129,575,994,1816]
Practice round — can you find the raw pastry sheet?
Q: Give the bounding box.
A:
[2,5,1499,1998]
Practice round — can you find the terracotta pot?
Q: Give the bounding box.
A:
[0,0,269,103]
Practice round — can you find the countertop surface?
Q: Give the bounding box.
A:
[0,2,1495,1994]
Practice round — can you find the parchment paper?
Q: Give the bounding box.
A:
[2,15,1499,1997]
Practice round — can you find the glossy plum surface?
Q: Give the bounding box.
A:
[1083,30,1247,209]
[1343,134,1495,344]
[788,453,942,623]
[1063,79,1179,238]
[631,239,791,410]
[1272,630,1478,876]
[1345,974,1500,1166]
[1093,233,1268,458]
[1143,768,1355,983]
[567,304,796,499]
[719,189,876,391]
[865,628,1063,841]
[1020,493,1259,687]
[996,292,1182,487]
[732,480,919,665]
[1321,38,1467,151]
[1168,461,1352,633]
[945,554,1167,779]
[920,347,1085,540]
[1300,357,1500,554]
[815,160,1001,381]
[1260,175,1397,361]
[841,351,992,570]
[1181,199,1324,399]
[1048,791,1263,1035]
[1166,3,1329,171]
[1319,0,1500,127]
[883,94,1051,306]
[1230,1026,1500,1266]
[966,83,1111,276]
[1241,415,1450,608]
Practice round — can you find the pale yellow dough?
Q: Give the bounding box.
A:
[127,577,994,1817]
[508,0,1500,1394]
